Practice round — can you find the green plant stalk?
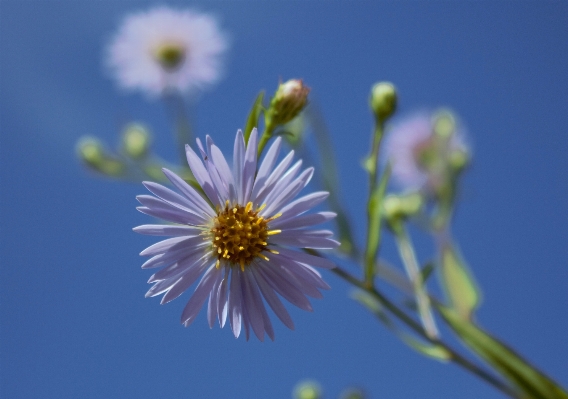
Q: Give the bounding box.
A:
[257,123,276,158]
[393,223,439,339]
[163,91,193,167]
[330,266,521,399]
[364,121,385,285]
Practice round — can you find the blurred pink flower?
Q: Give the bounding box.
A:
[106,7,227,98]
[383,112,468,192]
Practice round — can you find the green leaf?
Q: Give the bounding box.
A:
[440,245,480,319]
[439,306,568,399]
[364,166,390,282]
[244,91,265,144]
[351,290,450,362]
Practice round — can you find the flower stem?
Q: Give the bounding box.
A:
[163,91,193,166]
[257,123,276,158]
[393,224,439,339]
[364,121,385,284]
[330,266,521,399]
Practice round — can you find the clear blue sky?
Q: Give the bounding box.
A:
[1,1,567,398]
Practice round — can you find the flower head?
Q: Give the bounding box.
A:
[106,7,227,98]
[383,111,469,192]
[134,129,338,340]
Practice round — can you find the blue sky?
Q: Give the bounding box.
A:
[1,1,567,398]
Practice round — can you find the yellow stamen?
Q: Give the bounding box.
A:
[266,213,282,222]
[259,254,270,261]
[267,229,282,236]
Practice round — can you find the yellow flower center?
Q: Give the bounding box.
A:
[210,201,281,271]
[154,43,186,70]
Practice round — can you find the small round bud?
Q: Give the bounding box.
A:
[433,109,456,139]
[370,82,397,122]
[383,193,423,224]
[77,137,104,166]
[293,380,322,399]
[449,148,469,172]
[266,79,310,127]
[77,137,125,177]
[122,123,151,159]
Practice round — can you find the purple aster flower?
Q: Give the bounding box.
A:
[106,7,227,98]
[134,129,338,340]
[383,112,469,192]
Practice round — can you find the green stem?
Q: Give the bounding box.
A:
[393,223,439,339]
[330,266,521,399]
[364,121,385,284]
[164,91,193,166]
[257,123,276,158]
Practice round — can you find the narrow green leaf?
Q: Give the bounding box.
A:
[351,290,450,362]
[364,166,390,283]
[439,306,568,399]
[440,245,480,319]
[244,91,265,144]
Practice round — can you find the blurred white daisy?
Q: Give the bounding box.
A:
[106,7,227,98]
[383,111,469,192]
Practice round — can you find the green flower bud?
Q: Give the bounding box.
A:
[266,79,310,127]
[449,148,469,172]
[122,123,151,159]
[293,380,322,399]
[77,137,104,166]
[77,137,125,177]
[433,109,456,139]
[370,82,397,122]
[383,193,423,224]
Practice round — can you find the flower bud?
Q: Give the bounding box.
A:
[433,109,456,139]
[370,82,397,122]
[449,148,469,172]
[77,137,125,177]
[77,137,104,166]
[293,380,322,399]
[383,193,423,225]
[266,79,310,127]
[122,123,151,159]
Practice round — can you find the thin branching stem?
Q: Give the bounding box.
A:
[330,266,522,399]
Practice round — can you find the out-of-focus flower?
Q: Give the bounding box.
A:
[382,111,469,192]
[106,7,227,97]
[134,129,338,340]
